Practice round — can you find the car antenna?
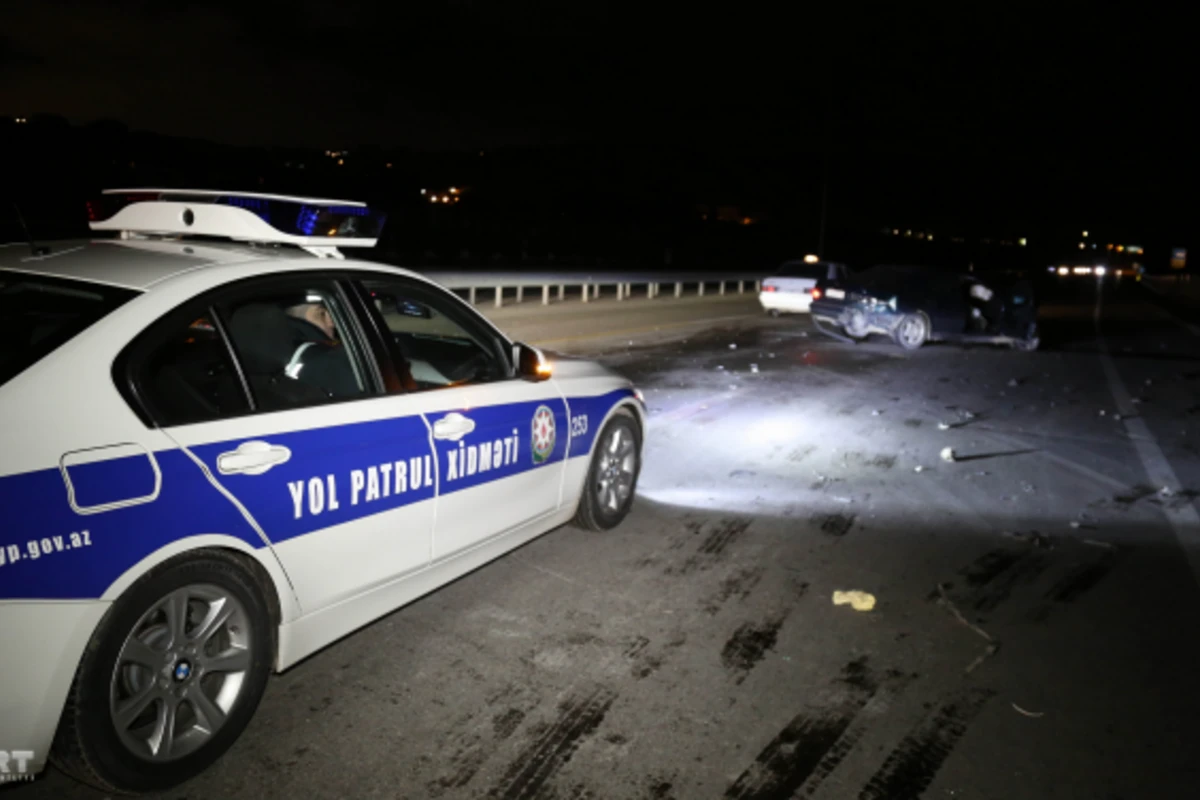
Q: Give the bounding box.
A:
[11,202,50,257]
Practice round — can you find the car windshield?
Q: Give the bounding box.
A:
[0,269,138,386]
[775,262,827,279]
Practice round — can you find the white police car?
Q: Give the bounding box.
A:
[0,190,645,793]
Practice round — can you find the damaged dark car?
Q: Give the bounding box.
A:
[809,264,1040,352]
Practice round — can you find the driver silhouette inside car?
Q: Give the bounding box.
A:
[281,297,362,397]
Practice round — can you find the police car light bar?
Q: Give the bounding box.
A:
[88,189,386,256]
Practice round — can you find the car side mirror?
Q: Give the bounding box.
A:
[513,342,552,381]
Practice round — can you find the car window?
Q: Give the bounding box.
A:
[132,311,251,426]
[217,279,373,412]
[0,269,137,387]
[359,277,507,390]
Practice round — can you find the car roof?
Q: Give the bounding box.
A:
[0,238,406,292]
[0,239,282,291]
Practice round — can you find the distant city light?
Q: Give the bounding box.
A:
[1095,266,1107,276]
[337,159,344,166]
[892,229,899,235]
[803,254,819,263]
[1019,237,1027,246]
[904,230,912,237]
[450,187,459,194]
[1078,242,1086,249]
[1116,245,1125,253]
[386,162,393,168]
[1127,245,1143,254]
[1058,266,1070,275]
[420,188,427,195]
[1082,230,1089,237]
[15,117,27,124]
[1073,266,1091,274]
[927,234,933,241]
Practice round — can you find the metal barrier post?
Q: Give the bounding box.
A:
[516,286,524,303]
[495,287,502,308]
[582,283,589,303]
[675,282,682,298]
[542,285,549,305]
[698,281,705,297]
[469,286,476,304]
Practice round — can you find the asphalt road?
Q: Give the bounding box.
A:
[9,277,1200,800]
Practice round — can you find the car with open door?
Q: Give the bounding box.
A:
[809,264,1039,351]
[0,189,646,794]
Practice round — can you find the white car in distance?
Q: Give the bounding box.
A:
[758,258,849,316]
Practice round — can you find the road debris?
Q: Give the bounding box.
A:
[1069,521,1081,529]
[1003,530,1052,548]
[729,343,738,350]
[1008,378,1020,387]
[914,465,926,473]
[871,409,882,416]
[749,363,760,373]
[1099,410,1107,416]
[935,583,992,642]
[1160,486,1174,497]
[937,422,952,430]
[1082,538,1116,550]
[832,590,876,611]
[1012,703,1045,718]
[716,365,725,370]
[940,447,957,463]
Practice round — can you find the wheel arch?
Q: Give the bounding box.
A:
[100,535,298,666]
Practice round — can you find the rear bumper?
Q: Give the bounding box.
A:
[759,292,812,313]
[0,600,109,778]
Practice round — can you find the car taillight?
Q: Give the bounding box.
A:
[810,287,822,300]
[763,285,777,292]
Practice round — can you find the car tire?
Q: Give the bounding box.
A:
[574,410,642,531]
[52,551,273,795]
[892,313,929,351]
[843,308,869,340]
[1012,322,1040,352]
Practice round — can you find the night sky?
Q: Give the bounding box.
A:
[1,3,1192,243]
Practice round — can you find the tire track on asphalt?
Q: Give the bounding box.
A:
[724,659,914,800]
[486,686,619,800]
[855,687,995,800]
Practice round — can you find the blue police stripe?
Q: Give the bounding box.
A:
[186,415,435,545]
[564,388,638,457]
[0,451,263,600]
[0,387,638,601]
[430,397,569,496]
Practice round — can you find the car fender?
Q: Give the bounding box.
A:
[100,533,301,632]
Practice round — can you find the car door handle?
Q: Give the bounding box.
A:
[217,440,292,475]
[432,412,475,441]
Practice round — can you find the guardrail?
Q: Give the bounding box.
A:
[419,269,771,308]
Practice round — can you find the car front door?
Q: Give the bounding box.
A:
[351,274,568,561]
[121,274,437,613]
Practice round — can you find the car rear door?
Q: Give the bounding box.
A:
[120,273,437,614]
[350,274,569,561]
